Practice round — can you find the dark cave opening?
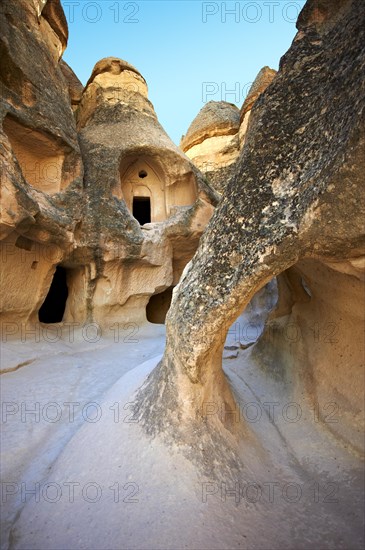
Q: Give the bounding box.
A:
[133,196,151,225]
[38,266,68,323]
[146,287,174,324]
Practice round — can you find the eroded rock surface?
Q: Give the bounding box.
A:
[181,67,276,194]
[0,0,83,329]
[137,0,365,467]
[60,60,83,111]
[181,101,241,194]
[238,66,277,147]
[0,5,218,334]
[71,57,217,327]
[0,0,364,548]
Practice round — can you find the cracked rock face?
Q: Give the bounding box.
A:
[137,0,365,462]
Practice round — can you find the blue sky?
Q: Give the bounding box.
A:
[61,1,305,144]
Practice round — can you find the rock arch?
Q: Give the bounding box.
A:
[134,0,365,462]
[120,157,167,223]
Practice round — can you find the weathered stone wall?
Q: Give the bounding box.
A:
[0,14,218,335]
[136,0,365,467]
[0,0,83,331]
[70,56,218,328]
[255,258,365,454]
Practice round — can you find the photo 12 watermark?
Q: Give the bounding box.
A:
[201,2,304,24]
[0,321,140,344]
[200,400,340,424]
[201,81,253,103]
[63,1,140,24]
[201,480,339,504]
[1,480,139,504]
[1,400,141,424]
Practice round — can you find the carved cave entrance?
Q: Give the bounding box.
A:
[119,156,198,225]
[146,287,174,324]
[39,266,68,323]
[120,158,166,224]
[133,196,151,225]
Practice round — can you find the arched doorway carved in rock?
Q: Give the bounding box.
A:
[120,158,167,223]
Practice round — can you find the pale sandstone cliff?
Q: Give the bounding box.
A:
[0,4,218,334]
[181,67,277,194]
[136,0,365,467]
[0,0,83,330]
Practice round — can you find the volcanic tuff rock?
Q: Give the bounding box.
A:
[181,101,241,194]
[0,1,218,334]
[181,101,241,150]
[0,0,83,328]
[60,60,84,111]
[73,56,218,326]
[1,0,364,546]
[238,65,277,146]
[137,0,365,464]
[182,67,276,194]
